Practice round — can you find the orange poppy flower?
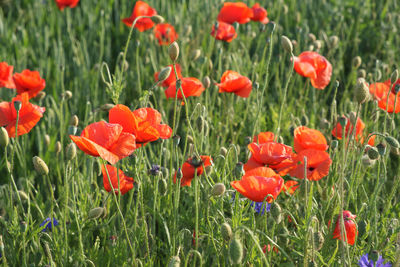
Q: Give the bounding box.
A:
[55,0,79,10]
[231,167,284,202]
[250,3,269,24]
[332,210,357,245]
[102,165,134,195]
[253,131,275,143]
[216,70,253,98]
[294,51,332,90]
[122,1,157,32]
[331,116,365,142]
[217,2,253,24]
[283,180,299,195]
[369,79,400,113]
[294,126,328,153]
[0,93,45,138]
[109,105,172,147]
[153,23,178,46]
[70,121,136,165]
[211,21,237,43]
[0,62,15,89]
[12,70,46,99]
[165,77,205,99]
[279,149,332,181]
[173,156,213,187]
[154,64,182,88]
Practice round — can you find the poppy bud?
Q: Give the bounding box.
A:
[375,69,382,81]
[283,4,289,14]
[66,143,77,160]
[312,231,324,251]
[196,116,205,132]
[357,69,366,78]
[229,238,243,264]
[314,40,322,50]
[168,42,179,62]
[319,118,330,129]
[33,156,49,175]
[191,49,201,61]
[308,33,316,42]
[376,143,386,156]
[291,39,297,47]
[158,66,172,83]
[352,56,362,69]
[367,147,380,160]
[150,15,165,24]
[329,35,339,47]
[167,256,181,267]
[355,78,370,104]
[281,35,293,53]
[187,135,194,144]
[219,147,228,157]
[244,136,252,145]
[331,140,338,150]
[13,100,22,111]
[88,207,105,220]
[348,111,357,126]
[172,135,181,146]
[34,91,46,101]
[100,103,115,112]
[338,116,348,128]
[0,127,9,148]
[270,203,282,224]
[55,141,62,155]
[202,76,211,89]
[361,155,376,167]
[233,162,245,178]
[211,183,226,197]
[69,115,79,127]
[18,190,29,201]
[221,222,232,241]
[44,134,50,147]
[385,136,400,148]
[391,69,399,84]
[176,168,183,180]
[68,126,78,136]
[62,90,73,100]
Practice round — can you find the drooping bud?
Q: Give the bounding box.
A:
[355,78,370,104]
[0,127,9,148]
[352,56,362,69]
[391,69,399,84]
[158,66,172,82]
[281,35,293,53]
[211,183,226,197]
[270,202,282,224]
[376,143,386,156]
[100,103,115,112]
[186,135,194,144]
[308,33,316,42]
[150,15,164,24]
[18,190,29,201]
[168,42,179,62]
[172,135,181,146]
[66,143,77,160]
[221,222,233,241]
[367,147,380,160]
[70,115,79,127]
[62,90,73,100]
[191,49,201,61]
[385,136,400,148]
[229,238,243,264]
[312,231,324,251]
[33,156,49,175]
[88,207,105,220]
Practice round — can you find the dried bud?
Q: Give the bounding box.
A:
[0,127,9,148]
[202,76,211,89]
[88,207,105,220]
[33,156,49,175]
[100,103,115,112]
[367,147,380,160]
[385,136,400,148]
[158,66,172,82]
[352,56,362,69]
[391,69,399,84]
[150,15,164,24]
[55,141,62,155]
[355,78,370,104]
[221,222,232,241]
[281,35,293,53]
[211,183,226,197]
[70,115,79,127]
[168,42,179,62]
[66,143,77,160]
[229,238,243,264]
[167,256,181,267]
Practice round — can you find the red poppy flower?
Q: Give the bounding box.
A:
[109,105,172,147]
[0,93,45,138]
[231,167,284,202]
[211,21,237,43]
[216,70,253,98]
[165,77,205,99]
[332,210,357,245]
[250,3,269,24]
[262,244,279,254]
[122,1,157,32]
[13,69,46,99]
[369,79,400,113]
[283,180,299,195]
[153,23,178,46]
[253,131,275,143]
[217,2,253,24]
[154,64,182,88]
[102,165,134,195]
[279,149,332,181]
[331,116,365,142]
[294,51,332,90]
[173,156,213,187]
[0,62,15,89]
[70,121,136,165]
[55,0,79,10]
[294,126,328,153]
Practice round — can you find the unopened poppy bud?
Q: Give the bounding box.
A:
[0,127,9,148]
[43,134,50,147]
[367,147,380,160]
[18,190,29,201]
[202,76,211,89]
[211,183,225,197]
[219,147,228,157]
[301,114,309,126]
[348,111,357,125]
[68,126,78,136]
[377,143,386,156]
[100,103,115,112]
[394,84,400,94]
[375,69,382,81]
[172,135,181,146]
[331,140,338,150]
[187,135,194,144]
[88,207,105,220]
[234,162,245,178]
[361,154,375,167]
[385,136,400,148]
[33,156,49,175]
[158,66,172,83]
[357,69,366,78]
[55,141,62,155]
[282,4,289,14]
[314,40,322,50]
[338,116,348,128]
[253,82,259,90]
[352,56,362,69]
[229,238,243,264]
[34,91,46,101]
[391,146,400,156]
[70,115,79,127]
[329,35,339,47]
[271,203,282,224]
[291,39,297,47]
[319,118,330,129]
[63,90,73,100]
[167,256,181,267]
[196,116,205,131]
[162,147,171,161]
[66,143,77,160]
[221,222,232,241]
[355,78,370,104]
[281,35,293,53]
[391,69,399,84]
[191,49,201,61]
[308,33,316,42]
[13,100,22,111]
[150,15,164,24]
[168,42,179,62]
[176,168,183,180]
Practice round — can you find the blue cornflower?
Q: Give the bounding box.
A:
[358,253,392,267]
[250,202,271,215]
[39,218,59,232]
[148,164,161,176]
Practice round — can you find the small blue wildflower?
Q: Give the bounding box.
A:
[148,164,161,176]
[250,202,271,215]
[40,218,59,232]
[358,253,392,267]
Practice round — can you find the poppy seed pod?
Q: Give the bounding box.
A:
[281,35,293,53]
[391,69,399,84]
[367,147,380,160]
[229,238,243,264]
[168,42,179,62]
[13,100,22,111]
[70,115,79,127]
[150,15,164,24]
[385,136,400,148]
[88,207,105,220]
[355,78,370,104]
[167,256,181,267]
[0,127,9,148]
[66,142,77,160]
[202,76,211,89]
[352,56,362,69]
[157,66,172,83]
[33,156,49,175]
[211,183,226,197]
[221,222,232,241]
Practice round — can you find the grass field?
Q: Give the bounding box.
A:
[0,0,399,266]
